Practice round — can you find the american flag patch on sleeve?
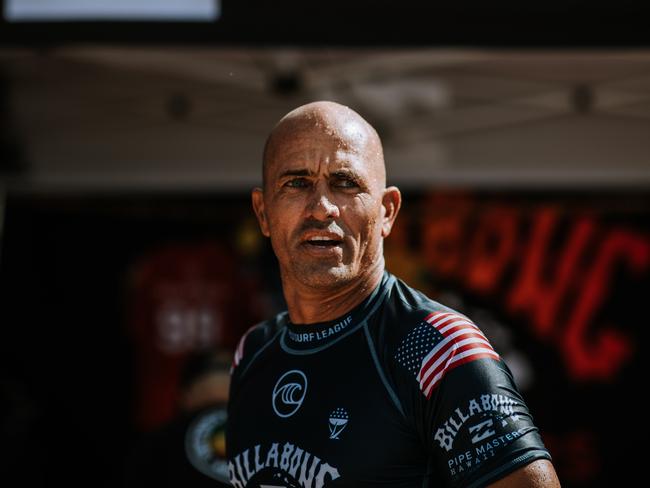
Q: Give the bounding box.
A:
[395,311,499,398]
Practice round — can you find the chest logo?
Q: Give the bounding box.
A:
[328,408,349,440]
[272,369,308,418]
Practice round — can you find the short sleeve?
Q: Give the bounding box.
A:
[394,310,551,487]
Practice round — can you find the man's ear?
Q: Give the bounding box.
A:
[381,186,402,238]
[251,188,270,237]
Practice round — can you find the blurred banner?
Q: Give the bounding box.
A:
[126,241,262,431]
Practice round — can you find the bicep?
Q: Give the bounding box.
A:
[487,460,561,488]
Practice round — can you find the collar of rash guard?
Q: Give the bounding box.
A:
[282,272,391,352]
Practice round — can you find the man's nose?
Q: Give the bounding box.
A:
[308,189,340,220]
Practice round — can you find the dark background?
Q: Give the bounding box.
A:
[1,1,649,486]
[2,0,650,46]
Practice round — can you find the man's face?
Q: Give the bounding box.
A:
[252,118,399,290]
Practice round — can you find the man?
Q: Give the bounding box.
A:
[226,101,561,487]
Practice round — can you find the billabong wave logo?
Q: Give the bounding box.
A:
[328,408,349,440]
[434,393,520,452]
[272,370,308,418]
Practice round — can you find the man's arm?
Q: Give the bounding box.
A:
[488,460,561,487]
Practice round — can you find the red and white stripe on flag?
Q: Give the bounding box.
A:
[417,311,499,398]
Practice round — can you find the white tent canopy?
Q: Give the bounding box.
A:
[2,47,649,192]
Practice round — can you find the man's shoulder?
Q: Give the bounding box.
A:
[377,274,493,366]
[231,312,286,377]
[379,273,503,395]
[381,274,467,337]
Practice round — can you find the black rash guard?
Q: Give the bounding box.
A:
[226,272,551,487]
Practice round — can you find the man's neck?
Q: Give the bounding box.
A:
[281,265,385,324]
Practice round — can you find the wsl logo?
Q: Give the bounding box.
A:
[272,370,308,418]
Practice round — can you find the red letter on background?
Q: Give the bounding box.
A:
[564,229,649,380]
[465,205,518,295]
[507,207,594,338]
[421,194,472,280]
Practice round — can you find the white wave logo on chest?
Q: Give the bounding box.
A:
[272,370,308,418]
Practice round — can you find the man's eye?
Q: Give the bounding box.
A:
[285,178,309,188]
[333,178,359,189]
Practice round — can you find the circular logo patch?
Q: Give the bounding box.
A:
[272,370,308,418]
[185,406,230,483]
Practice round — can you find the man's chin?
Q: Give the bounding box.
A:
[291,263,355,289]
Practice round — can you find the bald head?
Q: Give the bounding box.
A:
[251,100,402,299]
[262,101,385,189]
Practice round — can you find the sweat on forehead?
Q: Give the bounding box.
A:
[262,101,384,184]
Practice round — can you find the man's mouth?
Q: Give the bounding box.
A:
[305,236,343,248]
